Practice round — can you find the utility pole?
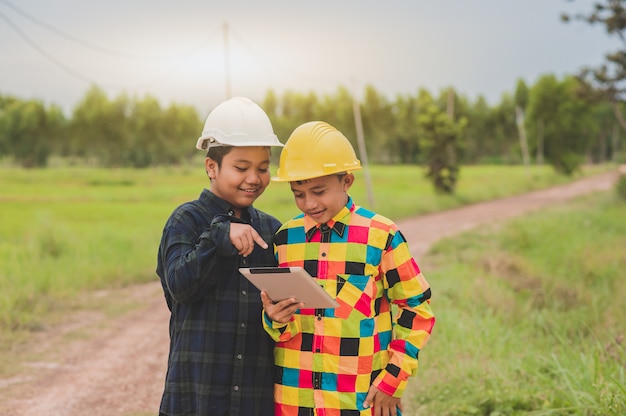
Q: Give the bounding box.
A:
[446,88,454,119]
[515,106,530,174]
[223,22,232,99]
[352,85,375,207]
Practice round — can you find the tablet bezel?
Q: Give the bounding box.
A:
[239,266,339,309]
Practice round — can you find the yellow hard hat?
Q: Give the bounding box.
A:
[272,121,361,182]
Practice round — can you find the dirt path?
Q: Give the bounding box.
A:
[0,171,618,416]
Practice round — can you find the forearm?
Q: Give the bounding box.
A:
[163,221,237,303]
[375,299,435,397]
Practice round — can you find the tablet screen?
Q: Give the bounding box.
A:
[239,266,339,309]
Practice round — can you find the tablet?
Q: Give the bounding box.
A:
[239,266,339,309]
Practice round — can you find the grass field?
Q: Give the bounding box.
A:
[0,163,622,414]
[405,191,625,415]
[0,164,612,331]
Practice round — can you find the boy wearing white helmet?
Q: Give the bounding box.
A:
[157,97,283,416]
[261,121,435,416]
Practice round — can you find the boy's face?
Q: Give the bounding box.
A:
[290,174,354,224]
[205,146,271,212]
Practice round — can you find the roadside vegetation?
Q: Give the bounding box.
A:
[406,190,625,415]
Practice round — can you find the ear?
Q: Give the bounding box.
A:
[342,173,355,191]
[205,157,217,179]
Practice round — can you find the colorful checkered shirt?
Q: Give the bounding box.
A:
[264,196,435,415]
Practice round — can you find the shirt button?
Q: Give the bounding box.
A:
[240,322,246,328]
[321,252,326,257]
[233,385,239,392]
[237,354,243,360]
[315,348,320,353]
[317,315,322,321]
[241,290,247,296]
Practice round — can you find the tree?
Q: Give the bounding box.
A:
[159,103,202,164]
[489,97,517,164]
[562,0,626,131]
[417,103,467,193]
[526,74,596,175]
[462,95,492,163]
[360,84,394,163]
[0,97,65,167]
[0,95,19,158]
[127,95,163,168]
[317,86,357,148]
[269,89,323,146]
[70,85,130,166]
[390,94,420,163]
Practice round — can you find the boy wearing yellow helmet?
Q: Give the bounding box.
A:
[157,97,283,416]
[262,121,435,416]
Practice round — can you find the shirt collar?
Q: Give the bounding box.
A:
[304,196,354,241]
[202,189,252,220]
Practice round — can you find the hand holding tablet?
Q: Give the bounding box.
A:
[239,266,339,309]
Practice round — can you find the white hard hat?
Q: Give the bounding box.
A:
[195,97,283,150]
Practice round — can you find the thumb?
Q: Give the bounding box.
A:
[362,388,376,408]
[260,291,274,308]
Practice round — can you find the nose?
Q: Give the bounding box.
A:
[245,171,261,184]
[303,195,318,210]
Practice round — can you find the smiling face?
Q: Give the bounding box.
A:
[290,173,354,224]
[205,146,272,215]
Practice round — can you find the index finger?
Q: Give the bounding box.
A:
[250,228,268,249]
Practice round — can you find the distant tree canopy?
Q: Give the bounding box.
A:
[562,0,626,131]
[0,72,620,189]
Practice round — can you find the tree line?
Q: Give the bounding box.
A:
[1,73,621,171]
[2,1,624,193]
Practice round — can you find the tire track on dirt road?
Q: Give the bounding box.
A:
[0,170,618,416]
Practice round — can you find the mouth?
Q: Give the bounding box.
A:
[240,187,259,193]
[307,209,325,219]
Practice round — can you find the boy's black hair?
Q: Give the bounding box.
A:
[206,145,273,166]
[206,146,234,166]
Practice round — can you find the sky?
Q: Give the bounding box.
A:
[0,0,619,117]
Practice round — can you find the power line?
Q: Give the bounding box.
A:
[0,2,222,92]
[0,2,343,109]
[0,0,157,60]
[0,0,221,62]
[0,9,95,84]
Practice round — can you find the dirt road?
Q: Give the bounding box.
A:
[0,171,618,416]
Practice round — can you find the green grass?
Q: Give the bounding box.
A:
[0,163,617,382]
[405,192,626,415]
[0,164,612,330]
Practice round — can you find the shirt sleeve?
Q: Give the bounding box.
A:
[159,208,239,305]
[372,228,435,398]
[261,311,301,342]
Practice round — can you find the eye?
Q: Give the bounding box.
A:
[258,167,269,173]
[313,189,325,196]
[235,166,247,172]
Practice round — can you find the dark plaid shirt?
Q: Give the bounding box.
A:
[156,189,280,416]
